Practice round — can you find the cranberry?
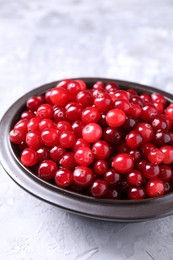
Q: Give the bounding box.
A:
[159,164,173,181]
[151,116,167,131]
[59,130,76,148]
[21,148,38,166]
[82,106,101,124]
[27,117,42,132]
[82,123,102,143]
[106,109,126,127]
[141,105,158,122]
[53,107,66,123]
[129,149,141,161]
[37,104,54,119]
[94,92,113,112]
[92,140,110,160]
[126,130,143,149]
[164,182,173,194]
[160,146,173,164]
[127,170,143,186]
[10,129,26,144]
[140,143,156,158]
[112,153,134,173]
[114,99,131,113]
[50,87,69,106]
[106,188,120,199]
[56,121,72,133]
[135,159,147,172]
[113,90,129,101]
[56,79,72,89]
[146,179,165,198]
[73,166,93,187]
[75,80,86,90]
[67,81,81,100]
[65,103,83,122]
[103,127,122,144]
[93,81,105,90]
[148,148,164,165]
[21,110,35,120]
[59,152,76,170]
[37,146,50,162]
[26,96,42,111]
[151,92,167,107]
[41,128,59,146]
[135,122,154,143]
[90,179,108,198]
[73,138,90,152]
[38,159,57,180]
[26,131,42,150]
[130,95,144,107]
[49,145,66,161]
[76,90,93,107]
[104,169,121,185]
[129,104,142,118]
[121,115,137,132]
[94,160,108,175]
[143,162,160,179]
[128,187,146,200]
[55,168,73,188]
[71,120,85,138]
[154,130,171,147]
[14,119,28,133]
[140,93,151,103]
[105,82,119,92]
[74,147,94,166]
[165,104,173,124]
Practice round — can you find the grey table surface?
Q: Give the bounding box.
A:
[0,0,173,259]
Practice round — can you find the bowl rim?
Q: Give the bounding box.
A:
[1,77,173,222]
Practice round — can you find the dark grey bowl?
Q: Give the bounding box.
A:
[1,78,173,222]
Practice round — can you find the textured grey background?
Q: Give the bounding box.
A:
[1,0,173,259]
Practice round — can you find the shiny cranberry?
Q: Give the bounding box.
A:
[75,80,86,90]
[141,105,158,122]
[26,131,42,150]
[127,170,143,186]
[105,82,119,92]
[94,92,113,112]
[50,87,69,106]
[112,153,134,173]
[135,159,147,172]
[26,96,42,111]
[38,159,57,180]
[74,147,94,166]
[67,81,81,100]
[82,123,102,143]
[37,104,54,119]
[90,179,108,198]
[59,130,76,148]
[14,119,29,133]
[71,120,85,138]
[56,79,72,89]
[39,118,55,132]
[21,110,35,120]
[49,145,66,161]
[151,92,167,107]
[94,160,108,175]
[128,187,146,200]
[130,95,144,107]
[82,106,101,124]
[21,148,38,166]
[159,164,173,181]
[104,169,121,185]
[26,117,41,132]
[165,104,173,124]
[126,130,143,149]
[143,162,160,179]
[129,104,142,118]
[148,148,164,165]
[41,128,59,146]
[160,146,173,164]
[53,107,66,123]
[93,81,105,90]
[151,116,167,131]
[114,99,131,113]
[153,102,164,114]
[76,90,93,107]
[37,146,50,162]
[73,166,93,187]
[59,152,76,170]
[106,188,120,199]
[121,115,137,132]
[98,114,107,129]
[146,179,165,198]
[56,121,72,133]
[135,122,154,143]
[154,130,171,147]
[92,140,110,160]
[140,143,156,158]
[10,128,26,144]
[65,103,83,122]
[129,149,141,161]
[140,93,151,103]
[55,168,73,188]
[73,138,90,152]
[106,109,126,127]
[113,90,129,101]
[103,127,122,144]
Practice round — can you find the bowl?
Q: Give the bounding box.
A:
[1,77,173,222]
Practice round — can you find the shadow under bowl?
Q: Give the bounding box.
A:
[1,77,173,222]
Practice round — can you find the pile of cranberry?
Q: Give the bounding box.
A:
[9,79,173,200]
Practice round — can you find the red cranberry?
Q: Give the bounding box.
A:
[56,121,72,133]
[106,109,126,127]
[10,129,26,144]
[82,123,102,143]
[67,81,81,100]
[92,140,110,160]
[143,162,160,179]
[126,130,143,149]
[159,164,173,181]
[37,104,54,119]
[71,120,85,138]
[160,146,173,164]
[53,107,66,123]
[112,153,134,173]
[74,147,94,166]
[103,127,122,144]
[141,105,158,122]
[73,166,93,187]
[135,122,154,143]
[154,130,171,147]
[90,179,108,198]
[59,152,76,170]
[49,145,66,161]
[37,146,50,162]
[55,168,73,188]
[128,187,146,200]
[38,159,57,180]
[21,110,35,120]
[146,179,165,198]
[41,128,59,146]
[151,92,167,107]
[82,106,101,124]
[26,131,42,150]
[76,90,93,107]
[94,160,108,175]
[21,148,38,166]
[104,169,121,185]
[50,87,69,106]
[26,96,42,111]
[59,131,76,148]
[127,170,143,186]
[114,99,131,113]
[94,92,113,113]
[148,148,164,165]
[73,138,90,152]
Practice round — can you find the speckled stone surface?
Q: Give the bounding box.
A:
[1,0,173,259]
